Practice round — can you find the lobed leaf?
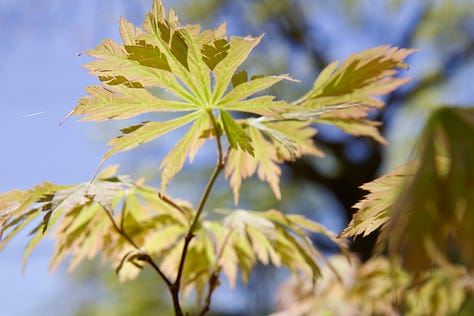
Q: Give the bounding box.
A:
[273,255,473,316]
[160,111,210,190]
[297,46,415,107]
[225,119,323,203]
[0,182,67,253]
[204,209,347,287]
[211,35,264,103]
[290,46,416,143]
[70,0,301,189]
[0,164,198,278]
[220,110,254,155]
[102,110,202,162]
[340,162,417,238]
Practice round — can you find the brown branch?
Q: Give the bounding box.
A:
[100,203,173,287]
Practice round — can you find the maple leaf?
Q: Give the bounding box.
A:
[274,255,473,316]
[67,0,294,190]
[340,162,418,238]
[380,107,474,271]
[225,118,323,203]
[224,46,414,203]
[291,45,417,143]
[0,166,128,271]
[0,164,197,279]
[204,209,348,287]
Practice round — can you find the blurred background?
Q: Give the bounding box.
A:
[0,0,473,315]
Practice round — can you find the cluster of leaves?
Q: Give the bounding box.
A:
[0,165,345,298]
[0,0,422,314]
[66,0,415,202]
[273,254,474,316]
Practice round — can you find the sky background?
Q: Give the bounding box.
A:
[1,0,473,315]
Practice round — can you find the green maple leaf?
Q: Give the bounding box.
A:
[224,46,415,203]
[66,0,293,190]
[290,45,417,143]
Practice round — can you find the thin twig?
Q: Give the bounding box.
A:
[171,110,227,316]
[197,272,220,316]
[100,203,172,287]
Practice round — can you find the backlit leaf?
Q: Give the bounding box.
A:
[160,111,210,189]
[220,110,254,155]
[224,145,258,204]
[73,85,195,122]
[219,74,296,105]
[206,209,347,287]
[103,110,202,162]
[249,127,282,199]
[84,38,193,101]
[290,46,416,143]
[340,162,417,238]
[211,35,264,103]
[297,46,415,107]
[202,38,230,70]
[220,96,290,119]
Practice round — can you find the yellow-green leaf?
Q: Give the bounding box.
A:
[340,162,417,238]
[160,111,210,190]
[220,110,254,155]
[212,35,264,103]
[103,110,202,161]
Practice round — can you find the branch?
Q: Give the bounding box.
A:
[100,203,172,287]
[197,272,220,316]
[171,110,227,316]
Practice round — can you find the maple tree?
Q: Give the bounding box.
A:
[1,1,473,315]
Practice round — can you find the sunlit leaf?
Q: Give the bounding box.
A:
[244,126,282,199]
[273,255,410,316]
[211,35,264,103]
[224,145,258,204]
[297,46,415,108]
[220,110,254,155]
[274,255,473,316]
[204,209,347,287]
[160,111,210,190]
[289,46,416,143]
[73,85,195,122]
[340,162,417,238]
[103,111,202,162]
[219,74,296,105]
